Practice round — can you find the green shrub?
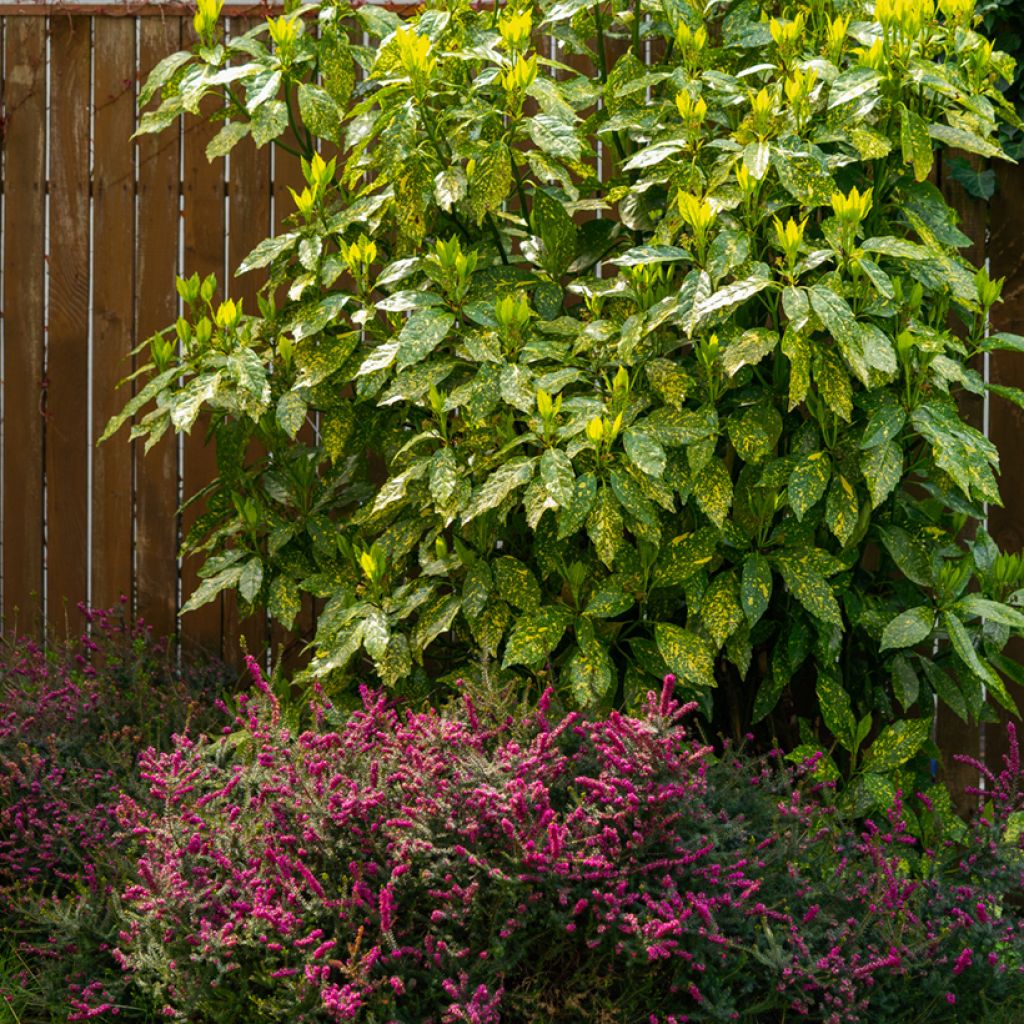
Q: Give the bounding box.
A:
[111,0,1024,800]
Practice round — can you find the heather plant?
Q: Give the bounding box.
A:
[109,0,1024,797]
[0,605,230,1022]
[111,661,1024,1024]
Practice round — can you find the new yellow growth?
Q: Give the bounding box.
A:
[502,54,538,93]
[831,185,873,224]
[193,0,223,37]
[675,91,708,131]
[773,216,807,268]
[396,26,436,81]
[499,8,533,51]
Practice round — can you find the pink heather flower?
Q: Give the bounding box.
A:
[953,948,973,975]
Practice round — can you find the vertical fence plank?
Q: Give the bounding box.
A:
[221,14,271,669]
[46,15,91,636]
[135,17,181,640]
[91,16,135,612]
[179,25,226,658]
[2,17,47,635]
[984,160,1024,773]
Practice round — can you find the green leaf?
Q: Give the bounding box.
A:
[861,440,902,508]
[100,367,179,443]
[880,606,934,651]
[139,49,192,107]
[654,528,718,588]
[813,349,853,421]
[956,595,1024,630]
[320,26,354,107]
[722,328,778,377]
[752,669,786,723]
[531,187,577,275]
[609,245,691,267]
[899,103,933,182]
[775,554,843,627]
[782,330,811,410]
[654,623,716,689]
[206,120,250,160]
[928,122,1002,159]
[467,144,512,224]
[817,670,855,748]
[584,580,635,618]
[743,139,771,179]
[727,401,782,464]
[809,286,875,386]
[429,447,459,507]
[701,573,743,648]
[469,600,510,656]
[943,610,1001,690]
[493,556,541,610]
[876,526,931,587]
[911,402,999,503]
[741,553,772,627]
[919,658,967,721]
[237,232,297,275]
[788,451,831,520]
[269,575,301,630]
[462,562,492,623]
[645,359,691,408]
[462,457,536,523]
[892,654,920,711]
[499,364,536,413]
[773,145,835,206]
[861,404,906,449]
[502,604,574,668]
[540,448,575,506]
[862,718,930,772]
[363,607,390,662]
[587,489,623,569]
[849,772,897,814]
[276,391,307,439]
[377,632,412,687]
[181,566,243,615]
[251,99,288,146]
[238,558,264,604]
[693,457,732,529]
[623,429,666,478]
[557,473,598,539]
[434,167,468,211]
[690,275,772,331]
[396,309,455,370]
[412,594,462,654]
[527,113,582,162]
[824,474,859,546]
[828,67,882,108]
[567,617,615,706]
[297,83,341,144]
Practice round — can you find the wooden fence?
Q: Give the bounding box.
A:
[1,4,1023,772]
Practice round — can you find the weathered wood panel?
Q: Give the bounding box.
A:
[134,17,182,641]
[45,16,91,635]
[91,17,136,611]
[2,18,47,634]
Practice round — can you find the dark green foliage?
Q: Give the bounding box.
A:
[112,0,1024,805]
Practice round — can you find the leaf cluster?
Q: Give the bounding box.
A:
[112,0,1024,797]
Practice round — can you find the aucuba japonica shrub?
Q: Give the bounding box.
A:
[112,662,1024,1024]
[110,0,1024,797]
[0,606,230,1022]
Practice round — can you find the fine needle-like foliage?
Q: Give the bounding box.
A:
[110,0,1024,805]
